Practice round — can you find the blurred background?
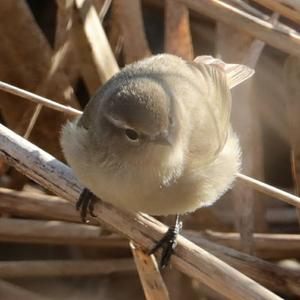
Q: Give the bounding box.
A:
[0,0,300,299]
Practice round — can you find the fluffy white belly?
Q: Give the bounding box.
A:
[61,121,240,216]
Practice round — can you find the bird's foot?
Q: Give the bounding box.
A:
[150,215,182,269]
[76,188,98,223]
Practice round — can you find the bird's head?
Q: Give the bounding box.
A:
[103,79,174,146]
[87,77,181,173]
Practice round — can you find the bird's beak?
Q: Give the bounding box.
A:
[154,131,173,146]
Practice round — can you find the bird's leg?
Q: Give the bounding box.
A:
[150,214,182,268]
[76,188,98,223]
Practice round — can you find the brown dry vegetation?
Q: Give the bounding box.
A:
[0,0,300,299]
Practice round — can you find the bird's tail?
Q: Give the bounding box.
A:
[194,55,255,89]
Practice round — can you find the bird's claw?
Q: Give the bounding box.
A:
[150,220,182,269]
[76,188,98,223]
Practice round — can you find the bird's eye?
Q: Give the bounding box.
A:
[125,129,139,141]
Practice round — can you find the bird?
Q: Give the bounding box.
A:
[60,54,254,267]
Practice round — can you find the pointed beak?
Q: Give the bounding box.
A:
[154,131,173,146]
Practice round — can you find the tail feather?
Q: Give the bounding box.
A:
[194,55,255,89]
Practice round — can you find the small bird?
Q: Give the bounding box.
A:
[60,54,254,267]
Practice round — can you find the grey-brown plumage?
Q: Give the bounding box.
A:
[60,54,254,216]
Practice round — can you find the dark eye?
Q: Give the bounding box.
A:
[125,129,139,141]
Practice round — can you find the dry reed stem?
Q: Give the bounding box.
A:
[55,0,74,49]
[283,56,300,225]
[0,187,88,223]
[242,13,279,67]
[0,81,81,116]
[164,206,299,229]
[0,259,135,278]
[71,8,102,94]
[0,280,51,300]
[70,0,118,94]
[251,0,300,25]
[23,104,43,139]
[0,124,282,300]
[74,0,119,82]
[0,218,124,247]
[164,0,194,60]
[130,243,170,300]
[226,0,270,18]
[160,0,298,34]
[94,0,112,22]
[186,232,300,297]
[113,0,151,63]
[200,231,300,256]
[237,173,300,208]
[277,0,300,11]
[180,0,300,57]
[107,1,123,59]
[228,0,300,26]
[55,0,81,86]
